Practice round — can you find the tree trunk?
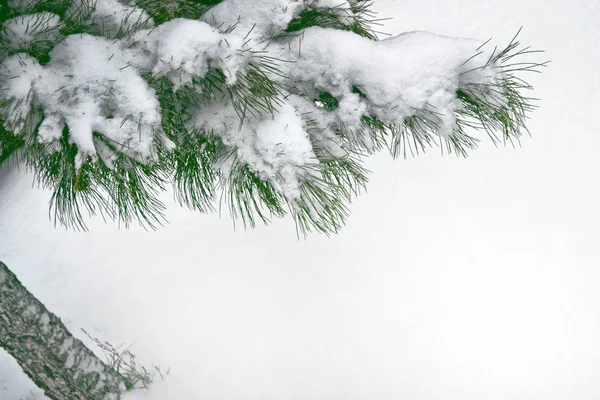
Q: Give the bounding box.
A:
[0,262,126,400]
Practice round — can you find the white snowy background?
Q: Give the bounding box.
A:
[1,0,600,399]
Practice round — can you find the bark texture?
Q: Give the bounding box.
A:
[0,262,126,400]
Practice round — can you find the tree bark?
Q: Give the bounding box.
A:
[0,262,126,400]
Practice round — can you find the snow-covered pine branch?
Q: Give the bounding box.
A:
[0,0,546,234]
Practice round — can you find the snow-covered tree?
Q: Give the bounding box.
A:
[0,0,546,235]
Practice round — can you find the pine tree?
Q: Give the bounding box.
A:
[0,0,546,235]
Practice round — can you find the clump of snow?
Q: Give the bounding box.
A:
[202,0,358,42]
[138,19,247,89]
[272,27,498,137]
[0,34,162,164]
[0,54,42,134]
[1,12,63,51]
[202,0,306,41]
[191,101,315,200]
[311,0,355,25]
[286,94,350,158]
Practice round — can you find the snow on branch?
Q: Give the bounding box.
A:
[0,0,546,234]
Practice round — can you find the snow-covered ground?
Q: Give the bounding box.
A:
[1,0,599,399]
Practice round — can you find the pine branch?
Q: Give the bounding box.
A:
[0,0,547,235]
[456,29,548,147]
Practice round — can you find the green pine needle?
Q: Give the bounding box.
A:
[170,132,218,213]
[285,0,379,40]
[0,122,25,165]
[291,178,350,237]
[221,159,286,229]
[24,129,168,231]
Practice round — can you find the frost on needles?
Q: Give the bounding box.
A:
[0,0,547,235]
